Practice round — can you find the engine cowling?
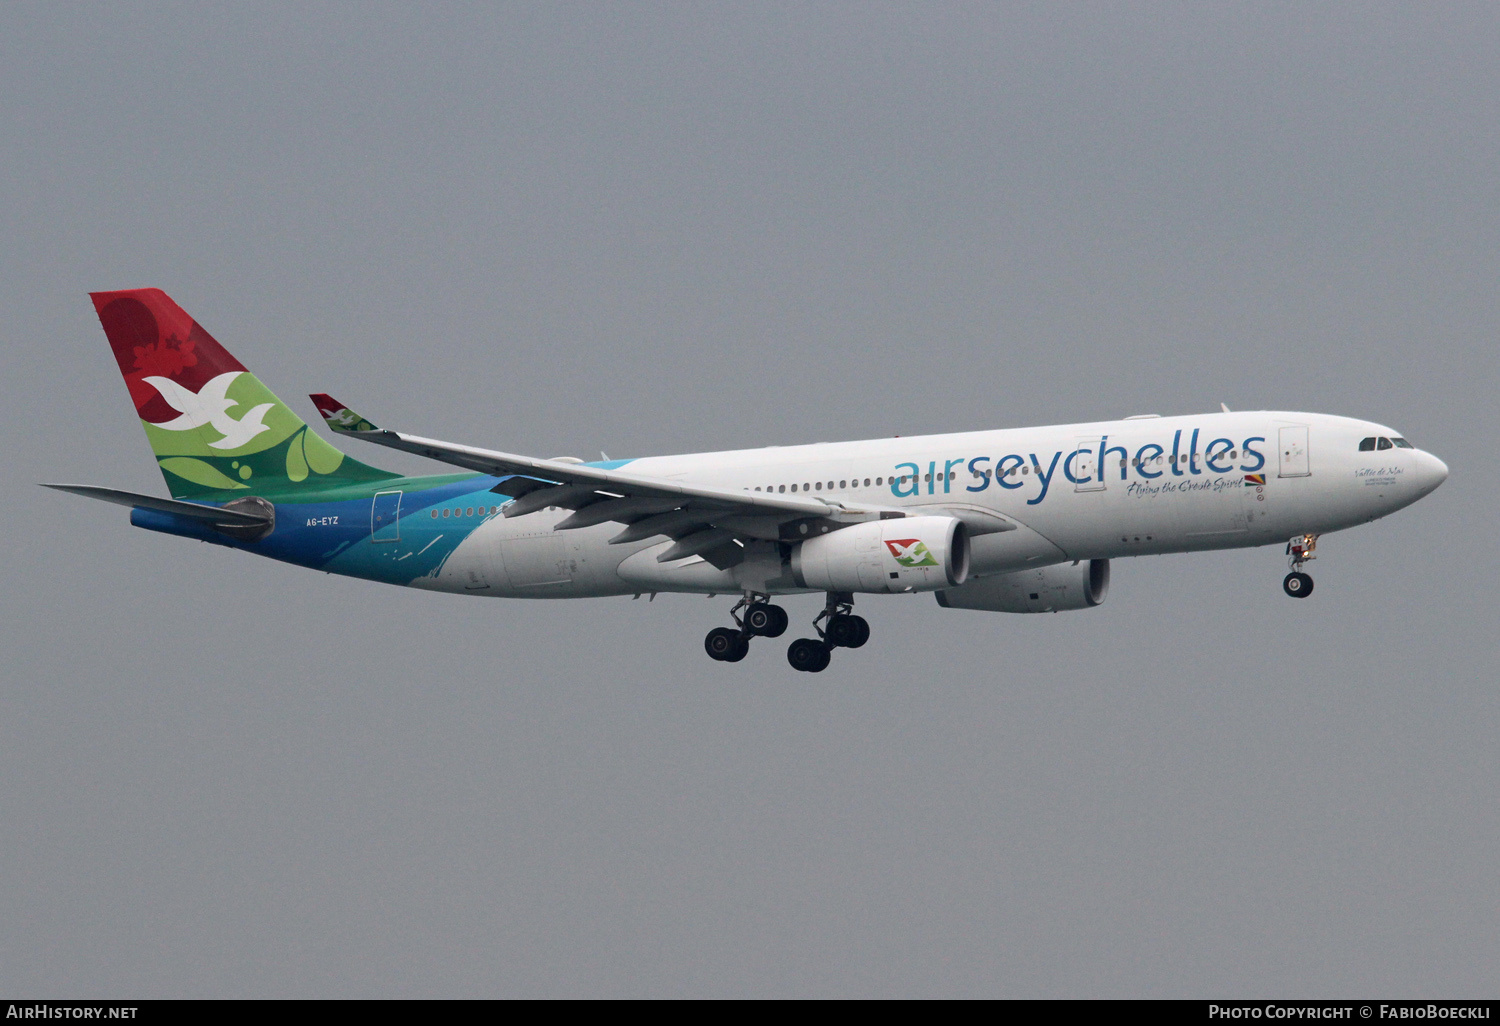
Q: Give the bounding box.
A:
[935,559,1109,613]
[792,515,970,594]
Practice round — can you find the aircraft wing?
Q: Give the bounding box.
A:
[310,394,903,569]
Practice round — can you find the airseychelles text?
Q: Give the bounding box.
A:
[893,428,1266,505]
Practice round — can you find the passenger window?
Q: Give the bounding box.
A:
[431,510,438,518]
[779,485,786,493]
[864,478,871,486]
[1377,437,1393,450]
[1392,438,1413,448]
[442,508,450,518]
[790,484,797,492]
[1359,437,1377,451]
[1230,450,1237,459]
[876,477,883,486]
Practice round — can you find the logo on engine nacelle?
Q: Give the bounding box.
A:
[884,539,939,567]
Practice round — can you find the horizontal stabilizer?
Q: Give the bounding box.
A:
[42,484,272,527]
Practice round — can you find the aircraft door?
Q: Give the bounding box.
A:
[1278,426,1311,478]
[371,490,402,542]
[1072,437,1105,492]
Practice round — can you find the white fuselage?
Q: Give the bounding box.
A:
[415,411,1447,599]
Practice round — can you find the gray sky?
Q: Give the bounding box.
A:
[2,2,1496,997]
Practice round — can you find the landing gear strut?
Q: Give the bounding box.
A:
[1283,533,1317,598]
[705,593,789,663]
[787,593,871,673]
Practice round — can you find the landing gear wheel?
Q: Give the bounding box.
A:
[1282,572,1314,598]
[848,615,870,649]
[825,614,861,648]
[705,627,748,661]
[745,602,789,638]
[787,638,832,673]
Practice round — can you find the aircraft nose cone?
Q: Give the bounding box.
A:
[1416,451,1449,494]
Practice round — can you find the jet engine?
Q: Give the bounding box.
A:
[935,559,1109,613]
[792,515,970,594]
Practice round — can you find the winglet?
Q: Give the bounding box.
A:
[309,394,379,433]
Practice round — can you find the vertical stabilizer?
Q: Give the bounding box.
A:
[91,288,396,499]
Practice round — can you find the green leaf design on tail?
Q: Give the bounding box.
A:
[285,430,310,482]
[158,457,250,491]
[303,429,346,475]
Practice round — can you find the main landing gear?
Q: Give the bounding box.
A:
[787,593,870,674]
[1283,533,1317,598]
[702,592,873,671]
[704,594,789,663]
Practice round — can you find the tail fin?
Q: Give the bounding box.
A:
[91,288,397,499]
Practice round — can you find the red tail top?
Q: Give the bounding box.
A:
[90,288,247,426]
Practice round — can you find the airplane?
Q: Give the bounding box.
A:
[49,288,1449,672]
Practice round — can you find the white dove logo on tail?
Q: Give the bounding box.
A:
[142,371,275,450]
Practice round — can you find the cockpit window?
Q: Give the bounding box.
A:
[1377,437,1393,450]
[1392,437,1414,449]
[1359,437,1377,451]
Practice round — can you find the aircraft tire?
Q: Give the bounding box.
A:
[848,615,870,648]
[746,603,789,638]
[1282,572,1314,598]
[787,638,831,673]
[705,627,744,661]
[825,614,860,648]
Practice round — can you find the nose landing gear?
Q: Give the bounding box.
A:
[786,593,871,672]
[1283,534,1317,598]
[704,593,790,663]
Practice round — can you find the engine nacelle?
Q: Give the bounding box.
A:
[792,516,970,594]
[935,559,1109,613]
